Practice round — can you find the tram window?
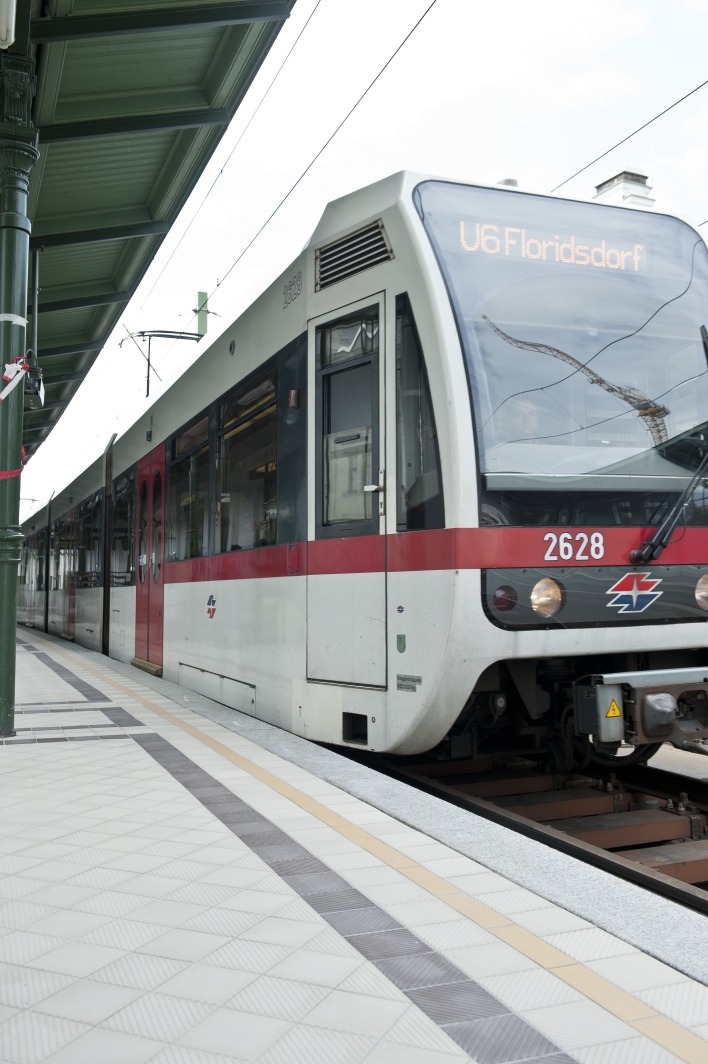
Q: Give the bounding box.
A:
[316,306,379,536]
[111,469,135,586]
[50,519,61,590]
[174,415,209,458]
[138,479,148,581]
[396,294,444,531]
[37,528,46,591]
[168,440,210,561]
[318,312,378,367]
[78,493,103,589]
[218,371,277,552]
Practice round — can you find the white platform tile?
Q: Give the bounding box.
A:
[481,967,586,1014]
[413,920,496,951]
[158,963,255,1004]
[472,888,553,916]
[226,973,329,1020]
[103,991,214,1041]
[0,966,74,1008]
[148,1047,247,1064]
[521,999,637,1050]
[385,1005,470,1055]
[42,1024,164,1064]
[256,1022,375,1064]
[0,1009,89,1063]
[90,952,188,991]
[33,977,142,1023]
[178,1006,291,1058]
[587,952,689,994]
[545,928,639,962]
[267,948,363,987]
[512,905,593,937]
[365,1045,469,1064]
[446,940,539,979]
[636,979,708,1026]
[573,1035,688,1064]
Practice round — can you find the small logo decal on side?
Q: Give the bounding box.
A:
[606,572,662,614]
[206,594,216,619]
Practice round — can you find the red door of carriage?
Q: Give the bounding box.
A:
[134,444,165,673]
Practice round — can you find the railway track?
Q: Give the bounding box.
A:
[348,749,708,916]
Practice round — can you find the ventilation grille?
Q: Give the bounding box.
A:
[315,220,393,291]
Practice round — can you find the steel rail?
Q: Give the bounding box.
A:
[364,755,708,917]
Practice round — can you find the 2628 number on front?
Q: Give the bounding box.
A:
[543,531,604,562]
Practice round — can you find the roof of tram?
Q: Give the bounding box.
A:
[21,0,293,457]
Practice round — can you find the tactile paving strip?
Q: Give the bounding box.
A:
[133,731,574,1064]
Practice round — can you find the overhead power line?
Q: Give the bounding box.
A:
[551,76,708,193]
[134,0,325,316]
[206,1,438,303]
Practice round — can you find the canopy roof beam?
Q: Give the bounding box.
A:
[31,2,290,41]
[31,292,131,315]
[31,221,169,250]
[40,109,229,143]
[37,341,103,360]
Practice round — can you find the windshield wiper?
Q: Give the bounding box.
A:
[630,447,708,563]
[631,326,708,563]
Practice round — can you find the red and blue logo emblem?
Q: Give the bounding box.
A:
[206,594,216,619]
[606,572,662,614]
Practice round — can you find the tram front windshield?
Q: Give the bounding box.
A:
[416,180,708,527]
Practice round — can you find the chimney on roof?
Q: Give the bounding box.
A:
[592,170,655,210]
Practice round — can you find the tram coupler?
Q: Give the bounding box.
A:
[573,666,708,748]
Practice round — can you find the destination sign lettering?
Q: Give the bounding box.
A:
[459,220,645,272]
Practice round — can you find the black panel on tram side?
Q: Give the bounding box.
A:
[276,331,307,546]
[111,466,137,587]
[395,294,445,532]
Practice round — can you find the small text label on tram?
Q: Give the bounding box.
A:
[283,272,302,309]
[543,531,604,562]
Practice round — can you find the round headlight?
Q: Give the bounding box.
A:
[696,574,708,611]
[493,585,517,612]
[530,577,565,618]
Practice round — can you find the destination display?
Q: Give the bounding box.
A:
[459,220,645,272]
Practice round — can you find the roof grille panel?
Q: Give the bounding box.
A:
[315,220,393,291]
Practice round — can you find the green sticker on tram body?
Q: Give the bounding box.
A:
[397,634,406,653]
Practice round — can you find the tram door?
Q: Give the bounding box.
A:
[307,298,387,687]
[135,444,165,669]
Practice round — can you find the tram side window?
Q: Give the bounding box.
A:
[78,493,102,589]
[168,415,210,561]
[50,520,61,590]
[316,306,379,535]
[218,370,277,552]
[36,528,46,591]
[396,294,444,531]
[111,470,136,586]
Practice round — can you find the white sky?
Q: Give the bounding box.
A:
[19,0,708,520]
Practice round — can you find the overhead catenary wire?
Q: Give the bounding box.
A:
[550,76,708,193]
[154,0,439,362]
[133,0,325,319]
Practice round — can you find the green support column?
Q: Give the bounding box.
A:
[0,54,38,737]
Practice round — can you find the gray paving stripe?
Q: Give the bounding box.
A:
[132,730,574,1064]
[31,651,110,703]
[2,734,131,745]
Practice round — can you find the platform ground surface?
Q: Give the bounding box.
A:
[2,629,708,1064]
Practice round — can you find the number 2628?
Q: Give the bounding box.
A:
[543,531,604,561]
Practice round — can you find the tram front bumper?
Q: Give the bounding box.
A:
[574,666,708,749]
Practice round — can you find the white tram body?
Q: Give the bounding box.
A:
[20,172,708,766]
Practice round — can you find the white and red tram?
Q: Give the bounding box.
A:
[18,171,708,767]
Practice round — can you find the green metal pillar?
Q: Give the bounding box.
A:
[0,53,38,737]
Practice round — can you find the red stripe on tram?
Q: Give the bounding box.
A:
[162,526,708,585]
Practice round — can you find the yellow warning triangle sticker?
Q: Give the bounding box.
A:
[606,700,621,718]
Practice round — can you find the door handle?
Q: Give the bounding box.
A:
[364,484,383,492]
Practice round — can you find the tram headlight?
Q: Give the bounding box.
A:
[530,577,565,618]
[696,574,708,611]
[493,585,517,612]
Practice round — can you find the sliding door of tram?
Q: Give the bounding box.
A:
[135,444,165,668]
[307,296,387,686]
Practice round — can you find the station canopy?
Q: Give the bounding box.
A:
[23,0,292,456]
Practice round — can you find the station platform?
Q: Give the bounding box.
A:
[3,631,708,1064]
